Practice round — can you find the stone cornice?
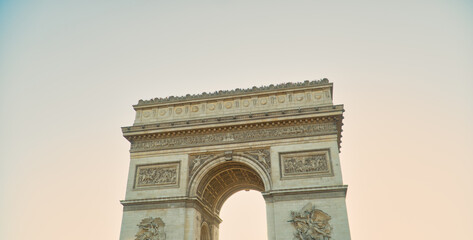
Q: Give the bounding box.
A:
[123,105,344,135]
[121,197,223,224]
[135,78,330,107]
[262,185,348,202]
[263,185,348,195]
[124,113,343,152]
[120,196,191,206]
[125,115,341,142]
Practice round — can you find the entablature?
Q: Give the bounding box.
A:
[122,80,345,152]
[123,104,343,135]
[122,106,344,153]
[132,79,333,125]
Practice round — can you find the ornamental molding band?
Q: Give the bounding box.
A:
[289,203,333,240]
[280,149,333,179]
[135,217,166,240]
[119,79,351,240]
[134,162,179,189]
[129,118,339,152]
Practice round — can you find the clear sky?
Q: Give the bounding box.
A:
[1,0,472,239]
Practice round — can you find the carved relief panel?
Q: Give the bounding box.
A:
[135,217,166,240]
[280,149,333,179]
[289,203,333,240]
[134,162,180,189]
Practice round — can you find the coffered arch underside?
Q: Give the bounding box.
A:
[189,155,271,214]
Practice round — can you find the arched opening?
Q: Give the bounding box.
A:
[195,161,266,214]
[219,190,268,240]
[189,156,271,240]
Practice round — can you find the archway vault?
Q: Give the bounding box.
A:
[189,154,270,215]
[198,161,264,214]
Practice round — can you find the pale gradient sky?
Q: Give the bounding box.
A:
[1,1,472,239]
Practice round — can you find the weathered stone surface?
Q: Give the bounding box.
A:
[136,79,329,106]
[135,217,166,240]
[119,80,351,240]
[129,120,338,152]
[132,79,333,125]
[280,149,333,179]
[289,203,333,240]
[134,162,179,189]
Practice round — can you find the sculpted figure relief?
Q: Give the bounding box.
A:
[136,165,178,187]
[189,154,215,175]
[244,149,271,170]
[289,203,333,240]
[135,217,166,240]
[284,153,328,174]
[280,150,332,178]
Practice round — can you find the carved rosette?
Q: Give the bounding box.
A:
[135,217,166,240]
[289,203,333,240]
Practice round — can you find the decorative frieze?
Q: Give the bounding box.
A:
[135,217,166,240]
[130,120,337,152]
[289,203,333,240]
[133,80,333,125]
[280,149,332,179]
[134,162,179,189]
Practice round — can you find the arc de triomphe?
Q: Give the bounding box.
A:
[119,79,351,240]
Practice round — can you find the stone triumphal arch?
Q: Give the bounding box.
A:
[119,79,351,240]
